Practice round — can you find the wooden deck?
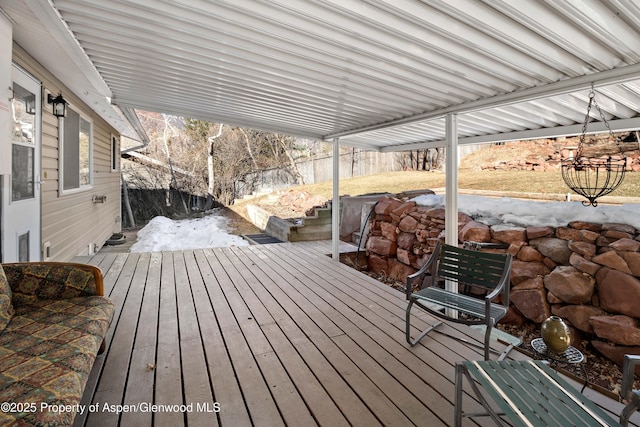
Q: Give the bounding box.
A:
[72,242,637,426]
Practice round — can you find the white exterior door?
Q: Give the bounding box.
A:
[1,66,41,262]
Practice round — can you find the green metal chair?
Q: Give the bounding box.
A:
[620,354,640,426]
[405,241,512,360]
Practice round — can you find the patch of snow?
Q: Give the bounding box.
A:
[130,211,249,253]
[412,194,640,229]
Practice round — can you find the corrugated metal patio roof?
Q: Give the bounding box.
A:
[4,0,640,149]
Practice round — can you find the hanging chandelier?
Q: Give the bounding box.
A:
[561,86,627,207]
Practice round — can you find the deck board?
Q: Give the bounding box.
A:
[72,243,639,427]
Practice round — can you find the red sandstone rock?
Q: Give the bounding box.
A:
[396,232,416,250]
[592,250,632,274]
[492,227,527,244]
[526,226,554,240]
[510,287,550,323]
[604,230,633,241]
[610,238,640,252]
[597,268,640,318]
[366,236,397,257]
[590,315,640,346]
[508,241,527,257]
[375,197,403,215]
[380,222,397,241]
[391,201,416,217]
[543,266,595,304]
[552,305,606,333]
[567,241,596,258]
[620,252,640,276]
[388,258,417,282]
[591,341,640,374]
[368,254,389,274]
[397,248,418,267]
[578,229,599,243]
[458,221,491,243]
[499,307,526,327]
[426,208,445,219]
[517,245,545,262]
[569,221,601,232]
[569,252,601,276]
[602,223,637,235]
[398,215,419,233]
[556,226,581,241]
[530,238,572,264]
[547,292,563,304]
[510,260,550,285]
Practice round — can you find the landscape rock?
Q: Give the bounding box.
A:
[530,238,572,264]
[510,280,549,323]
[396,232,416,250]
[510,260,550,285]
[597,268,640,318]
[590,315,640,346]
[552,305,606,333]
[592,250,632,274]
[610,238,640,252]
[543,266,594,304]
[569,253,601,276]
[591,341,640,375]
[366,236,397,257]
[517,245,545,262]
[567,241,596,258]
[491,226,527,244]
[458,221,491,243]
[375,197,403,215]
[380,222,397,241]
[526,226,554,240]
[569,221,601,232]
[398,215,419,233]
[620,252,640,276]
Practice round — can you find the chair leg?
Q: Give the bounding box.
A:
[620,399,640,427]
[484,324,492,360]
[406,299,441,346]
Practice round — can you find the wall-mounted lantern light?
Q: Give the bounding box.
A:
[47,93,67,118]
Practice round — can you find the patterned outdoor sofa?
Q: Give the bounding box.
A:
[0,262,114,426]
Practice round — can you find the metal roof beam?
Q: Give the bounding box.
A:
[326,63,640,140]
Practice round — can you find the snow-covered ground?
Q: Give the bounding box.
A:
[129,196,640,253]
[130,211,249,253]
[413,194,640,229]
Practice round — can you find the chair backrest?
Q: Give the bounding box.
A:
[436,243,512,292]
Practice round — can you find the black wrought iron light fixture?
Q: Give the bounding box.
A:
[47,93,67,118]
[561,86,627,207]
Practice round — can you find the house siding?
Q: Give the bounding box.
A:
[13,44,122,261]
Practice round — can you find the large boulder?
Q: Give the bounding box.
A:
[366,236,397,256]
[597,268,640,318]
[543,266,595,304]
[510,260,550,285]
[590,315,640,346]
[552,305,606,333]
[530,238,572,265]
[510,278,550,323]
[592,250,632,274]
[591,341,640,375]
[458,221,491,243]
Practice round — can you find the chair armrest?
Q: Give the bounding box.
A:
[3,262,105,306]
[406,242,441,299]
[621,354,640,401]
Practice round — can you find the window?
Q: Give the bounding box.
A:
[61,107,92,191]
[111,134,119,172]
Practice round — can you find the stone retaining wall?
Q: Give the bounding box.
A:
[365,195,640,368]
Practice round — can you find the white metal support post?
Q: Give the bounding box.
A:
[445,114,459,317]
[332,138,340,260]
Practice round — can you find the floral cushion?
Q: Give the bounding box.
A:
[0,295,114,426]
[0,265,14,333]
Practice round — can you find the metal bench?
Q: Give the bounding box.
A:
[405,241,512,360]
[455,359,620,426]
